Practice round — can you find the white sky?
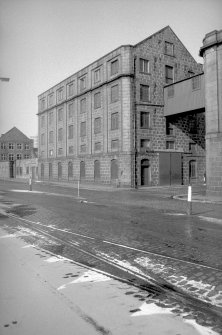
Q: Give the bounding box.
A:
[0,0,221,138]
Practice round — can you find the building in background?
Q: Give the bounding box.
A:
[0,127,38,179]
[37,26,203,187]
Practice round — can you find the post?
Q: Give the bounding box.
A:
[29,176,32,191]
[187,185,192,215]
[77,180,80,198]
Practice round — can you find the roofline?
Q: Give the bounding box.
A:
[133,25,171,47]
[38,44,133,97]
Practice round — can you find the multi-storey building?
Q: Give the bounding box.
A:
[38,26,202,187]
[0,127,36,178]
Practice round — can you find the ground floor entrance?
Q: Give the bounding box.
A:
[159,152,182,186]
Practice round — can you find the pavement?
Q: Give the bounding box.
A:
[1,226,217,335]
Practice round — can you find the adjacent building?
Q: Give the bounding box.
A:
[38,26,203,187]
[0,127,38,179]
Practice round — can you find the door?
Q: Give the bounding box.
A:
[141,159,151,186]
[49,163,52,179]
[159,152,182,186]
[9,161,14,178]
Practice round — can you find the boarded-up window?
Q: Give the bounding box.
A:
[94,160,100,179]
[111,159,118,180]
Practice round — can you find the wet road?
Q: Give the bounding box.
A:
[0,179,222,333]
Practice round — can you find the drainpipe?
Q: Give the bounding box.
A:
[133,56,138,189]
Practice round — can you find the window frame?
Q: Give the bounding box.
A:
[165,65,174,84]
[110,59,119,76]
[111,112,119,130]
[140,112,150,129]
[139,58,150,74]
[164,41,174,56]
[111,84,119,103]
[140,85,150,102]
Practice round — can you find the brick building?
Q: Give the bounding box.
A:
[0,127,36,178]
[38,26,202,187]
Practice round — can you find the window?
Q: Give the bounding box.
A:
[25,144,30,150]
[16,154,22,160]
[189,115,198,134]
[166,120,174,135]
[24,154,30,159]
[140,139,150,149]
[94,92,101,109]
[26,167,29,175]
[80,76,86,91]
[80,122,86,137]
[41,133,45,145]
[67,82,74,96]
[49,149,53,157]
[111,112,119,130]
[48,94,54,106]
[80,98,86,113]
[111,139,119,151]
[40,163,44,178]
[189,160,197,179]
[165,65,174,84]
[9,143,14,150]
[166,140,175,150]
[58,148,63,155]
[94,117,101,134]
[94,160,100,179]
[167,85,174,97]
[94,68,101,83]
[80,144,86,153]
[1,154,6,160]
[164,41,174,56]
[68,125,74,139]
[57,88,64,101]
[140,85,150,102]
[192,75,201,90]
[49,131,54,143]
[140,112,150,128]
[111,84,119,103]
[139,59,149,73]
[9,154,14,161]
[17,143,22,149]
[58,128,63,141]
[41,115,45,127]
[1,143,6,149]
[80,161,85,179]
[94,142,101,152]
[68,103,74,120]
[49,112,53,125]
[41,99,45,110]
[111,59,119,76]
[189,142,197,153]
[58,108,63,121]
[68,146,74,154]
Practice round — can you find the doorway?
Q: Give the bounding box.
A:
[141,159,151,186]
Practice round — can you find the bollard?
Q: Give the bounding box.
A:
[29,176,32,191]
[187,185,192,215]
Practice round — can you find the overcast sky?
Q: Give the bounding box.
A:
[0,0,221,138]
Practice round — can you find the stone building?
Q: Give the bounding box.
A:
[38,26,202,187]
[0,127,37,179]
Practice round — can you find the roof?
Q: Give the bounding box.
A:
[0,127,31,142]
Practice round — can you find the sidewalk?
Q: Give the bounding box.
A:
[0,226,213,335]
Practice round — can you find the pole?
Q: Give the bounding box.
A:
[187,185,192,215]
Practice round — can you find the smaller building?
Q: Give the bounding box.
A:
[0,127,38,179]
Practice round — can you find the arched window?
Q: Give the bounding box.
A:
[80,161,85,179]
[111,159,118,180]
[68,161,73,179]
[40,163,44,179]
[94,160,100,180]
[58,162,62,179]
